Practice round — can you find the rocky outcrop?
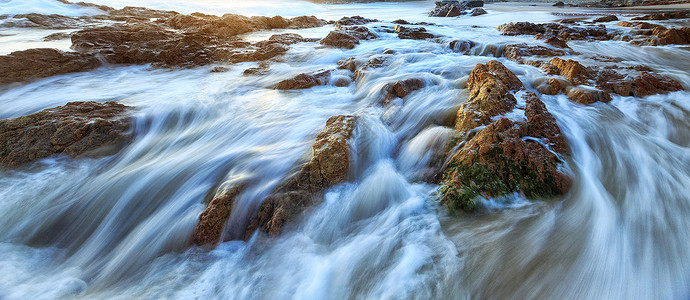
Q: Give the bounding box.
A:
[275,70,331,90]
[320,26,376,49]
[631,11,689,21]
[441,89,570,211]
[245,115,356,237]
[0,101,132,167]
[455,61,522,133]
[0,49,100,84]
[430,3,466,17]
[541,57,591,85]
[566,87,612,105]
[394,25,436,40]
[498,22,610,41]
[632,71,683,97]
[191,184,245,246]
[652,27,690,45]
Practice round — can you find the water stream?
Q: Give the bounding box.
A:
[0,0,689,299]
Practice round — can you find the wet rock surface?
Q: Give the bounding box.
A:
[320,26,376,49]
[245,115,356,237]
[382,78,425,104]
[502,43,567,63]
[0,101,132,168]
[0,48,100,84]
[394,25,436,40]
[498,22,610,41]
[191,184,245,246]
[275,70,332,90]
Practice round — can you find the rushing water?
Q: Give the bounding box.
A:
[1,0,690,299]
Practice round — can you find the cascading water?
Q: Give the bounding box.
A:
[0,0,689,299]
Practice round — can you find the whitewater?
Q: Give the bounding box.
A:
[0,0,689,299]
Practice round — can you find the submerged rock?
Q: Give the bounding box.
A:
[0,101,132,167]
[449,40,475,53]
[275,70,331,90]
[0,48,100,84]
[192,184,245,246]
[245,115,356,237]
[382,78,425,104]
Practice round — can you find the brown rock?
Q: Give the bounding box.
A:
[382,78,425,104]
[353,56,386,80]
[191,184,245,246]
[632,72,683,97]
[542,36,569,48]
[594,69,632,96]
[320,26,376,49]
[12,13,86,29]
[0,48,100,84]
[470,8,487,16]
[566,87,612,104]
[653,27,690,45]
[449,40,475,53]
[536,78,567,95]
[546,57,591,85]
[246,115,356,237]
[394,25,436,40]
[275,70,331,90]
[456,60,522,133]
[593,15,618,23]
[0,101,132,167]
[632,11,689,21]
[497,22,545,36]
[335,16,377,27]
[502,43,566,62]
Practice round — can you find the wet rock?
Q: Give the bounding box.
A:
[456,60,522,133]
[441,92,570,212]
[497,22,545,36]
[632,11,689,21]
[502,43,566,63]
[11,13,86,29]
[430,4,466,17]
[335,16,377,27]
[553,1,565,7]
[594,69,632,96]
[464,0,484,8]
[0,48,100,84]
[210,66,229,73]
[536,78,567,95]
[0,101,132,167]
[382,78,425,104]
[275,70,331,90]
[470,8,487,16]
[566,87,612,104]
[246,115,356,237]
[632,71,683,97]
[542,36,569,48]
[543,57,591,85]
[394,25,436,40]
[42,32,71,41]
[498,22,610,41]
[191,184,245,246]
[449,40,475,53]
[320,26,376,49]
[652,27,690,45]
[593,15,618,23]
[243,62,270,76]
[337,57,361,72]
[353,56,386,80]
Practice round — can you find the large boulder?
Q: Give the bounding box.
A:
[0,48,100,84]
[245,115,356,237]
[441,92,570,211]
[0,101,132,167]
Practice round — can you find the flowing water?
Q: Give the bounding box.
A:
[1,0,690,299]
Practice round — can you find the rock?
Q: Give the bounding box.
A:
[42,32,71,41]
[430,4,466,17]
[632,11,689,21]
[0,48,100,84]
[337,57,361,72]
[617,21,635,27]
[536,78,567,95]
[593,15,618,23]
[566,87,612,104]
[497,22,545,36]
[543,36,569,48]
[382,78,425,104]
[470,8,487,16]
[652,27,690,45]
[394,25,436,40]
[553,1,565,7]
[594,69,632,96]
[191,184,245,246]
[353,56,386,80]
[502,43,566,63]
[449,40,475,53]
[245,115,356,237]
[392,19,410,25]
[12,13,86,29]
[275,70,331,90]
[243,62,270,76]
[441,92,570,212]
[632,72,683,97]
[455,60,522,133]
[498,22,610,41]
[0,101,132,167]
[543,57,591,85]
[320,26,376,49]
[210,66,229,73]
[335,16,377,28]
